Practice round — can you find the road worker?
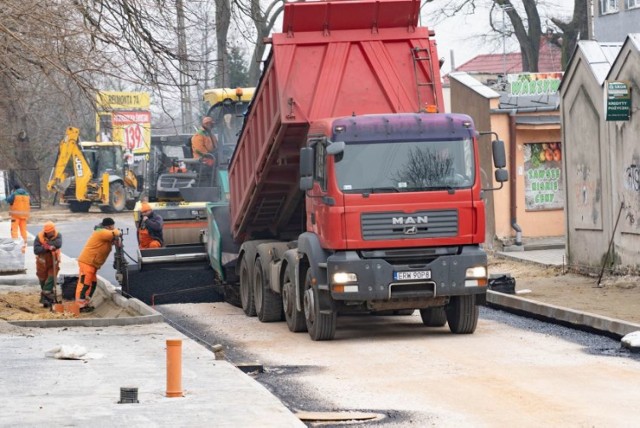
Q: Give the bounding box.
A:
[4,184,30,252]
[33,221,62,307]
[137,202,163,249]
[191,116,217,165]
[75,217,122,312]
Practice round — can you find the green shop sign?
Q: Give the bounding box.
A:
[606,81,631,121]
[508,72,563,97]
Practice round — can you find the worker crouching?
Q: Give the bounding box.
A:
[76,217,122,312]
[138,202,163,249]
[34,221,62,307]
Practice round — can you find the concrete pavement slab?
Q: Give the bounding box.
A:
[0,322,304,427]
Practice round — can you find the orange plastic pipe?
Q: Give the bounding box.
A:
[166,339,183,397]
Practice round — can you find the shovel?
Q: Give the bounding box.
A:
[50,252,63,312]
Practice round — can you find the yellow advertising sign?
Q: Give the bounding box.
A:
[96,91,151,154]
[97,91,150,110]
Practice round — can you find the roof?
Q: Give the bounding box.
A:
[577,41,623,85]
[448,72,500,99]
[453,36,562,74]
[515,115,561,125]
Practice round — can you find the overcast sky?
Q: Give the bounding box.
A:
[420,0,576,75]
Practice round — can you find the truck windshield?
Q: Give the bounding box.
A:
[334,139,474,193]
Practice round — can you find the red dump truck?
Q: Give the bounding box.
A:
[228,0,508,340]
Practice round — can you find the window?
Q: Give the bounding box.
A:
[334,139,475,193]
[313,139,326,190]
[600,0,619,14]
[627,0,640,9]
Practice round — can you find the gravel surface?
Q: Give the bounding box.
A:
[156,303,640,427]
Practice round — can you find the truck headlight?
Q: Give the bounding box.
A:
[465,266,487,278]
[333,272,358,284]
[465,266,487,287]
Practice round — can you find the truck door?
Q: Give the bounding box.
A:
[307,138,341,246]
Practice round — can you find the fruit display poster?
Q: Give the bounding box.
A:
[524,142,564,211]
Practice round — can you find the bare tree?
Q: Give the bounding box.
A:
[424,0,588,72]
[244,0,284,86]
[0,0,216,171]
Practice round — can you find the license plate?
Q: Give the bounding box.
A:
[394,270,431,281]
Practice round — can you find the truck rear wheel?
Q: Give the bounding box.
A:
[419,307,447,327]
[303,269,336,341]
[254,258,283,322]
[446,295,478,334]
[282,268,306,332]
[239,256,256,317]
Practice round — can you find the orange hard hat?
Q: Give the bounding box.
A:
[141,202,152,212]
[43,221,56,233]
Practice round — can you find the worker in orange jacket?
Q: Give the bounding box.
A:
[137,202,163,249]
[191,116,217,165]
[75,217,122,312]
[34,221,62,307]
[4,184,30,252]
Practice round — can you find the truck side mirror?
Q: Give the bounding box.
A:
[300,147,313,177]
[326,141,345,155]
[300,176,313,191]
[492,139,506,169]
[495,169,509,183]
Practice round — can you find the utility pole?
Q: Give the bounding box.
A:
[176,0,193,133]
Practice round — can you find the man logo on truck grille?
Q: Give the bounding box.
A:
[392,216,428,225]
[403,226,418,235]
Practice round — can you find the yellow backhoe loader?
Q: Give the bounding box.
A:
[47,127,142,213]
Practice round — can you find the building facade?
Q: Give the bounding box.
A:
[450,72,563,249]
[560,35,640,273]
[594,0,640,42]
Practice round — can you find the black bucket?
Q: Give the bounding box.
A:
[60,275,78,300]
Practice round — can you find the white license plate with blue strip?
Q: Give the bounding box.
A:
[394,270,431,281]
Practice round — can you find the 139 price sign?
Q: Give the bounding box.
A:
[124,123,145,150]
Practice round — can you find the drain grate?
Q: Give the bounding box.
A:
[118,387,139,404]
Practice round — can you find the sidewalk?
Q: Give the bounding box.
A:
[0,218,304,427]
[494,242,640,338]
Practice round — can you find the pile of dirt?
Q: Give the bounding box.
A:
[488,254,640,325]
[0,291,83,321]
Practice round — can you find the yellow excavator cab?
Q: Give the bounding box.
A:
[202,87,255,107]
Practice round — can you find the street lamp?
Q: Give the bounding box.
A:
[501,3,514,79]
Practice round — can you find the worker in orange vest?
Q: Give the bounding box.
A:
[34,221,62,307]
[191,116,217,166]
[137,202,163,249]
[75,217,122,312]
[4,184,30,252]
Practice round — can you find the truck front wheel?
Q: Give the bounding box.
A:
[446,295,479,334]
[303,269,336,341]
[254,258,283,322]
[282,268,306,332]
[239,256,256,317]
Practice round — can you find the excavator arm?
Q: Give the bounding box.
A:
[46,127,94,201]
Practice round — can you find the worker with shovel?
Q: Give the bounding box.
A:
[33,221,62,308]
[75,217,122,312]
